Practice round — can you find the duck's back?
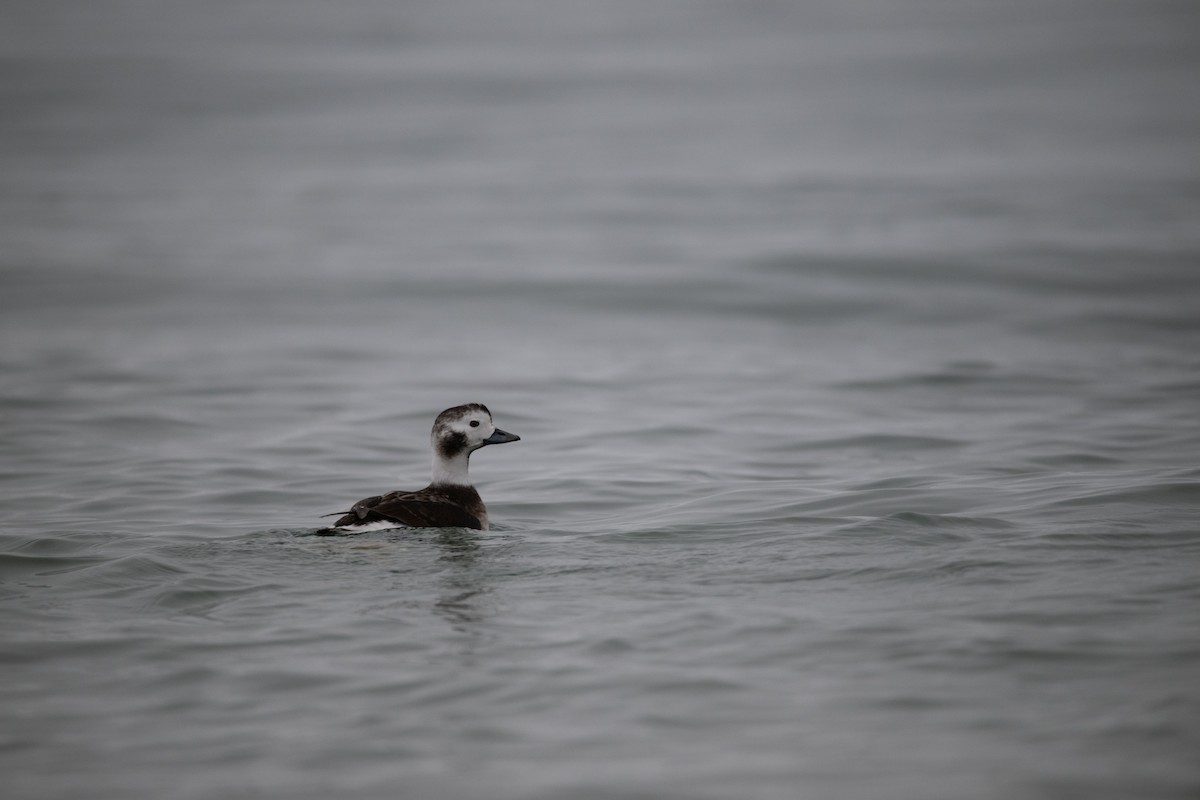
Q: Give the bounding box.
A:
[332,484,488,530]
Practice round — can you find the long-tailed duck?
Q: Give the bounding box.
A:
[320,404,520,533]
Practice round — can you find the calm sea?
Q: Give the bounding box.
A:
[3,1,1199,798]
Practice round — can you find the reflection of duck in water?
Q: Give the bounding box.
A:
[320,404,520,533]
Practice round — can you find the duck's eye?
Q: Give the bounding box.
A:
[469,420,480,428]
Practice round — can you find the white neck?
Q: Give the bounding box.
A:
[431,451,472,486]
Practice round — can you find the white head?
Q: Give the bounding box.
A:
[429,403,520,486]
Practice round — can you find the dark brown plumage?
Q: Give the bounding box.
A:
[329,485,487,530]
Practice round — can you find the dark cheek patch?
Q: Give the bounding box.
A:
[437,431,469,460]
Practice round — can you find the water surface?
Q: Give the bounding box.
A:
[3,1,1200,798]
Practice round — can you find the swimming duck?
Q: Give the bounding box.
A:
[320,403,520,532]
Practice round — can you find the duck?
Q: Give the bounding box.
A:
[319,403,520,533]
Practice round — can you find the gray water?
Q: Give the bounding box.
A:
[3,1,1200,798]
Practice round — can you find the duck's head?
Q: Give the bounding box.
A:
[431,403,520,462]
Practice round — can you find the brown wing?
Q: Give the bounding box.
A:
[331,490,483,530]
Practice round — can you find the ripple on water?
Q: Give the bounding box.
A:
[798,434,967,452]
[1043,480,1200,510]
[833,511,1016,540]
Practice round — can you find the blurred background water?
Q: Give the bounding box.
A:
[2,1,1200,798]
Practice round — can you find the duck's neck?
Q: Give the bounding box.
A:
[431,452,472,487]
